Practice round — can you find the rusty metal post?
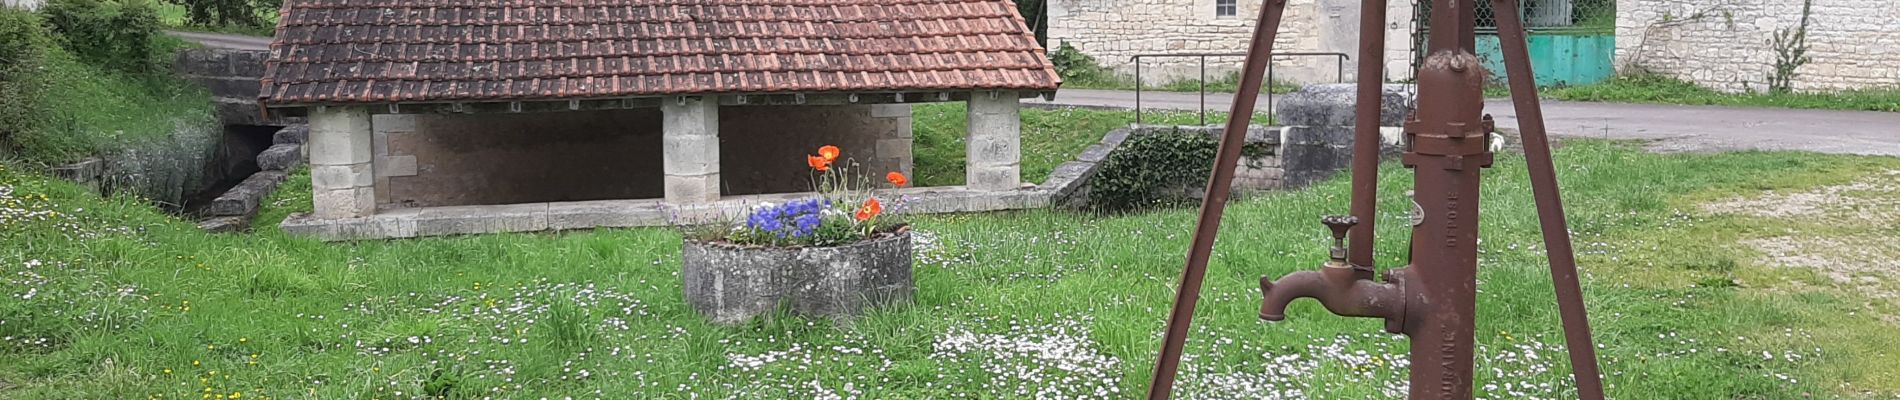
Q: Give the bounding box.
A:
[1346,0,1390,270]
[1489,0,1609,397]
[1145,0,1290,398]
[1152,0,1606,397]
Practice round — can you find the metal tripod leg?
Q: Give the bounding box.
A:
[1146,0,1290,398]
[1346,0,1390,270]
[1486,0,1609,398]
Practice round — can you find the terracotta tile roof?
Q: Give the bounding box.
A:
[260,0,1061,106]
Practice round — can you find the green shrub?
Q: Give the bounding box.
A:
[42,0,164,74]
[0,8,55,156]
[1089,132,1219,211]
[162,0,274,28]
[0,8,50,68]
[1050,43,1123,88]
[1088,130,1273,211]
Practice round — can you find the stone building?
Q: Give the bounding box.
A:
[1616,0,1900,92]
[1,0,41,10]
[260,0,1060,240]
[1047,0,1420,84]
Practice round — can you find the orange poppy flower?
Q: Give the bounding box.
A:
[818,145,841,162]
[854,197,883,221]
[886,172,909,187]
[807,154,831,171]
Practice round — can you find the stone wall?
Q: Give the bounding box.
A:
[1616,0,1900,92]
[1047,0,1420,84]
[371,104,912,208]
[173,49,297,126]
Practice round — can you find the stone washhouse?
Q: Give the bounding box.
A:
[260,0,1061,240]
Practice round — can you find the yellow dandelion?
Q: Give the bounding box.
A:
[192,360,201,366]
[238,337,248,343]
[164,368,173,374]
[230,391,242,399]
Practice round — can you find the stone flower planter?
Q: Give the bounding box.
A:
[681,231,914,325]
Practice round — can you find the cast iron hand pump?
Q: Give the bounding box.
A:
[1144,0,1608,398]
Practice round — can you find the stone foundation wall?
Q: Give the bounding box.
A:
[173,49,296,126]
[1616,0,1900,92]
[371,104,912,208]
[1047,0,1420,84]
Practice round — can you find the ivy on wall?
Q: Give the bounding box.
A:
[1088,131,1269,212]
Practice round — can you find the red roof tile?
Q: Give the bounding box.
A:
[260,0,1061,106]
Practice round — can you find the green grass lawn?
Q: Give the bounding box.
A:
[1537,74,1900,112]
[4,140,1900,399]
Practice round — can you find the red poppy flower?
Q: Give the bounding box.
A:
[886,172,909,187]
[854,198,883,221]
[818,145,841,162]
[807,154,831,171]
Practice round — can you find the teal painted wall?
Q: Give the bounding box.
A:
[1474,33,1614,87]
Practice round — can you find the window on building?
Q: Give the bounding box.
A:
[1215,0,1237,17]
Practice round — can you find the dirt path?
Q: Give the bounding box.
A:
[1702,170,1900,322]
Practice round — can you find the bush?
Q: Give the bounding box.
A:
[0,8,55,156]
[1050,43,1121,87]
[1087,130,1273,212]
[163,0,274,28]
[42,0,163,74]
[1089,132,1219,211]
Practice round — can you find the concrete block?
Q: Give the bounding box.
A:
[1076,143,1114,163]
[893,117,914,138]
[871,103,913,118]
[312,187,375,219]
[311,164,373,190]
[280,212,418,241]
[50,158,104,183]
[875,138,913,159]
[966,135,1022,167]
[547,200,670,230]
[665,174,722,204]
[257,144,303,171]
[309,107,374,166]
[198,216,251,233]
[662,96,719,137]
[205,171,288,217]
[967,91,1021,115]
[372,114,418,134]
[413,203,548,236]
[273,125,308,145]
[376,155,417,177]
[967,109,1023,137]
[1100,128,1134,147]
[662,134,721,176]
[1274,83,1416,127]
[968,165,1021,192]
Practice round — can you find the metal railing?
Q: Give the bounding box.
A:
[1131,52,1350,125]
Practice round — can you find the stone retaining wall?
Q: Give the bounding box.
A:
[1616,0,1900,92]
[174,49,297,126]
[1048,0,1420,84]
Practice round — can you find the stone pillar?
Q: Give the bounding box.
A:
[965,91,1021,191]
[871,104,915,180]
[308,106,376,219]
[663,96,721,203]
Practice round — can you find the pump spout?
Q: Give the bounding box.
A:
[1258,265,1406,329]
[1258,216,1408,333]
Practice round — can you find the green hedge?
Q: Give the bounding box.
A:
[42,0,164,74]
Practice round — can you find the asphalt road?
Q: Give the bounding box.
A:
[1029,88,1900,156]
